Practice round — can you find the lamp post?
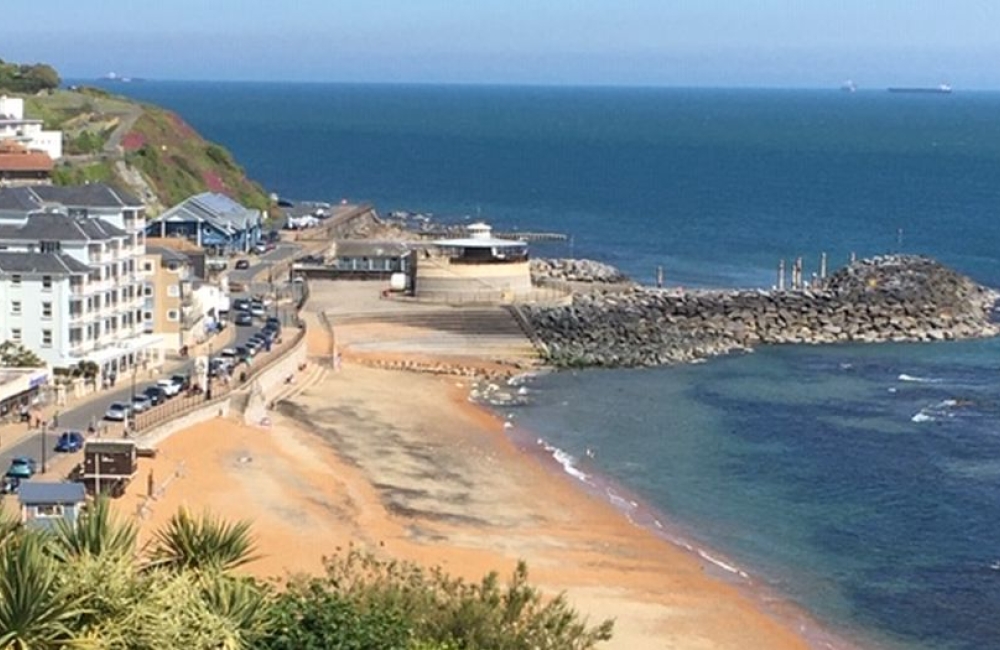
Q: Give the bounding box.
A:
[129,358,137,434]
[205,341,213,400]
[41,420,47,474]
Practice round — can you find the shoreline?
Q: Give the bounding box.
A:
[498,397,879,650]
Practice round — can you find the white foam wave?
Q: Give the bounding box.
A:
[538,439,590,483]
[911,412,935,423]
[697,549,750,580]
[898,373,942,383]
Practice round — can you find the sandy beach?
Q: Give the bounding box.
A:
[113,283,816,649]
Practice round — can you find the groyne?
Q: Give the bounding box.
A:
[523,255,999,368]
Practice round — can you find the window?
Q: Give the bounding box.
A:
[167,261,180,272]
[166,309,179,322]
[34,504,64,517]
[11,328,21,341]
[143,261,153,273]
[41,329,52,347]
[143,310,153,321]
[42,276,52,290]
[10,301,20,315]
[10,274,20,286]
[167,285,180,298]
[42,302,52,319]
[143,285,153,297]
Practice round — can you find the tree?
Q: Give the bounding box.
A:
[146,508,260,574]
[0,532,91,649]
[0,341,44,368]
[49,497,137,563]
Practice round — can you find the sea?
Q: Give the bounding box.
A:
[95,80,1000,650]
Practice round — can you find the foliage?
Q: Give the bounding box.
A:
[0,531,90,649]
[0,508,611,650]
[261,548,614,650]
[52,161,115,186]
[146,508,260,574]
[0,61,60,93]
[49,498,137,563]
[0,340,45,368]
[65,130,107,156]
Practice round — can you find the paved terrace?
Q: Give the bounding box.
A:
[309,281,539,368]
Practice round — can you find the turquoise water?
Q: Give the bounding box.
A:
[101,81,1000,649]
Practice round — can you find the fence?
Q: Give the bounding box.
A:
[130,324,307,435]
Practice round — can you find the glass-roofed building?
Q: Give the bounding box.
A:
[145,192,262,254]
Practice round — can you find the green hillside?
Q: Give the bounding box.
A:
[8,82,271,215]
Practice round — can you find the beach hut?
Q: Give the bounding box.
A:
[82,439,138,497]
[18,481,87,530]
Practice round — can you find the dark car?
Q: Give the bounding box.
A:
[235,311,253,326]
[55,431,85,453]
[235,259,251,270]
[171,374,191,391]
[234,346,251,362]
[143,385,167,406]
[233,298,250,312]
[265,316,282,331]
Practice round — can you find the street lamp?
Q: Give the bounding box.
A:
[205,341,213,400]
[129,358,137,434]
[41,420,47,474]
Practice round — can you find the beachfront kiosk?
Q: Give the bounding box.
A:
[413,222,531,302]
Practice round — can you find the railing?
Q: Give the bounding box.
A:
[131,324,307,434]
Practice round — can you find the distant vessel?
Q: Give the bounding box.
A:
[887,84,952,94]
[841,80,857,93]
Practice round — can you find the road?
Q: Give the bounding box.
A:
[0,242,307,477]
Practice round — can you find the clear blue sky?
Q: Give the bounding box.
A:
[3,0,999,88]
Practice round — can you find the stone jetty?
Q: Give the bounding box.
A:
[522,255,1000,368]
[530,258,633,284]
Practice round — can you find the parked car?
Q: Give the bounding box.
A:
[170,374,191,392]
[249,304,267,318]
[132,394,153,413]
[104,402,131,421]
[157,378,182,398]
[253,243,268,255]
[6,457,37,479]
[232,298,250,312]
[235,259,251,270]
[235,346,251,363]
[235,311,253,326]
[143,385,167,406]
[265,316,282,331]
[55,431,85,453]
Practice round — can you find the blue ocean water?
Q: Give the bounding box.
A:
[101,81,1000,649]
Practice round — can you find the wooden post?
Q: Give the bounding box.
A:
[850,251,857,264]
[656,266,664,288]
[778,259,786,291]
[820,252,827,279]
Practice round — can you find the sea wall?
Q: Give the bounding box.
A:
[523,255,1000,368]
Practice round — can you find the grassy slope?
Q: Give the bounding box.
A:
[21,87,271,214]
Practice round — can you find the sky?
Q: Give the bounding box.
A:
[3,0,1000,88]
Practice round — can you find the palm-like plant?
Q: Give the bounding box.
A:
[146,508,260,574]
[49,497,137,563]
[199,573,273,649]
[0,531,90,649]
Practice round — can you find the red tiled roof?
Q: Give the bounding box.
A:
[0,141,54,172]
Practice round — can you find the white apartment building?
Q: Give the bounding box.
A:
[0,185,160,379]
[0,96,62,160]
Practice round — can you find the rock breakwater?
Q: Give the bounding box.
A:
[530,258,632,284]
[522,255,999,368]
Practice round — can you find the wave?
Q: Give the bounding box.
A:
[697,548,751,580]
[536,439,590,484]
[898,373,942,383]
[911,412,935,423]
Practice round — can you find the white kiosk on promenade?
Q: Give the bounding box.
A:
[413,222,532,302]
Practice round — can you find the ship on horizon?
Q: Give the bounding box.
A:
[841,80,857,93]
[887,83,952,94]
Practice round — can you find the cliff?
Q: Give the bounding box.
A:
[18,86,270,215]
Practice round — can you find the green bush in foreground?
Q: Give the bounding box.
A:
[0,504,613,649]
[260,548,614,650]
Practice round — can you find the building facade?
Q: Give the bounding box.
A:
[0,95,62,160]
[0,185,160,379]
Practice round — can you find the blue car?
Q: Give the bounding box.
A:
[55,431,85,453]
[6,457,37,479]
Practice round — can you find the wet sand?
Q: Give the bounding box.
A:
[118,357,815,649]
